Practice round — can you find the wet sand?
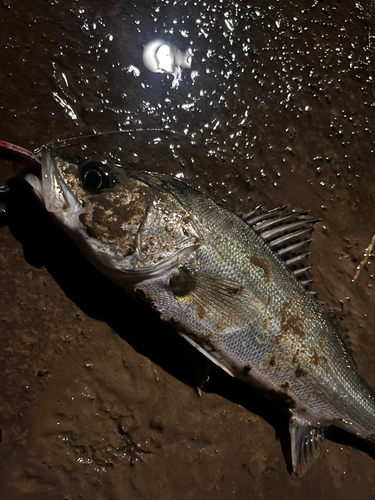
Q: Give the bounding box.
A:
[1,0,375,498]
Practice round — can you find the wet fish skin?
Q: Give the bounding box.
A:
[18,150,375,474]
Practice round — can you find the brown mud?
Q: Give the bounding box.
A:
[1,0,375,498]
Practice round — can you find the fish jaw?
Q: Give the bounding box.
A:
[40,149,76,215]
[15,149,85,228]
[15,149,126,279]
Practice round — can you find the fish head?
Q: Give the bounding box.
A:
[16,149,201,287]
[16,149,155,281]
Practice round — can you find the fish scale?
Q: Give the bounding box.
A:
[130,171,375,468]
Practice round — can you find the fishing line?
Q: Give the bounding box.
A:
[34,127,194,154]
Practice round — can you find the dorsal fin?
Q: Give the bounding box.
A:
[240,206,320,291]
[241,205,355,354]
[241,205,287,225]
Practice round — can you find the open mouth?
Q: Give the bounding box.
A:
[0,140,79,216]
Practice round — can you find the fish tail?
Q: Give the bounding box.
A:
[289,416,324,476]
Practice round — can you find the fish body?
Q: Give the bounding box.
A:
[16,149,375,474]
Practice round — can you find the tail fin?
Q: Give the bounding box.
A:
[289,416,324,476]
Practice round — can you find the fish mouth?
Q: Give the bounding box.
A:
[16,149,82,220]
[0,140,76,216]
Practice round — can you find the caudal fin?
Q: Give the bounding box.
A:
[289,416,324,476]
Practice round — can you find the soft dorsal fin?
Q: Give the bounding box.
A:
[240,206,319,291]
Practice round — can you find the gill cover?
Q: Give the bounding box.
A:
[19,149,202,286]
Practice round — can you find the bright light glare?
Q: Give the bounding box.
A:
[143,39,193,88]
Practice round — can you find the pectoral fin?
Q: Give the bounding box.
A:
[169,268,265,334]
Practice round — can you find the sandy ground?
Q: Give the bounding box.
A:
[1,0,375,498]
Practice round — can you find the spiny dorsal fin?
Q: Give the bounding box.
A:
[240,206,320,291]
[241,206,355,354]
[240,205,287,225]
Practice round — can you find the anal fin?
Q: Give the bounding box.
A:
[289,416,324,476]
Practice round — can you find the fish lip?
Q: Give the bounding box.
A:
[16,148,67,214]
[17,148,82,219]
[40,148,69,213]
[41,149,86,222]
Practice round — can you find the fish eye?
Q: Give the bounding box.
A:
[78,161,116,193]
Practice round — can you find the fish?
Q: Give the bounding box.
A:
[6,144,375,475]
